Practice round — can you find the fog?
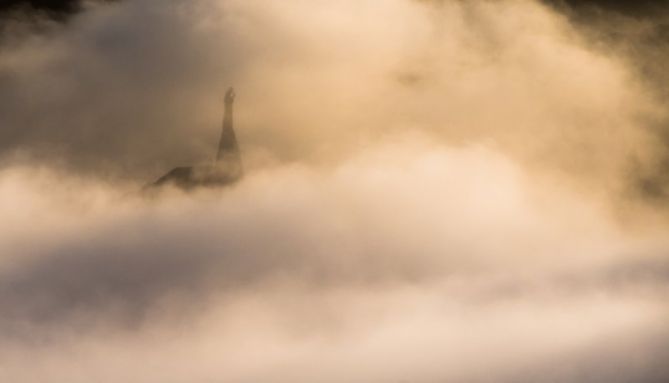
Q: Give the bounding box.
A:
[1,1,669,382]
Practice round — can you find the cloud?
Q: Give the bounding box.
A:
[0,0,665,196]
[1,139,669,382]
[1,1,669,382]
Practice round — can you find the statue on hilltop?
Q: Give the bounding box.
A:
[152,87,243,190]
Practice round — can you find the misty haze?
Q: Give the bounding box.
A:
[1,1,669,382]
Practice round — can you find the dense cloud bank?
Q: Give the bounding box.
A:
[2,141,669,382]
[1,1,669,382]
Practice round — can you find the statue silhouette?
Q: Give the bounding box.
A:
[217,87,243,175]
[151,87,243,189]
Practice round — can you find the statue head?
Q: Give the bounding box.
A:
[225,87,236,105]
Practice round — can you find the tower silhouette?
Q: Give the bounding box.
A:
[216,87,243,178]
[151,87,243,189]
